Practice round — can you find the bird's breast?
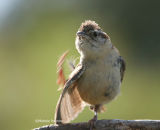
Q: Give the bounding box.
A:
[77,58,121,105]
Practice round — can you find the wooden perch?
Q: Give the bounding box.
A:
[34,119,160,130]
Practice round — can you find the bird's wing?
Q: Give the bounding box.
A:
[119,56,126,82]
[54,64,85,124]
[57,51,69,90]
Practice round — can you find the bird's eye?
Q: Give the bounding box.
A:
[93,32,97,37]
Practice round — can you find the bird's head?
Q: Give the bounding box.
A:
[75,20,112,59]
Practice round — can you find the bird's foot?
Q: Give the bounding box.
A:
[88,115,97,130]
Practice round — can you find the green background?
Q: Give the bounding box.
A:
[0,0,160,130]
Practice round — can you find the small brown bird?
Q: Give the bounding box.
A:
[54,20,126,127]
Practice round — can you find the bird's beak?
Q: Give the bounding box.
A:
[76,31,86,37]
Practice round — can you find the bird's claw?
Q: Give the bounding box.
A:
[88,115,97,130]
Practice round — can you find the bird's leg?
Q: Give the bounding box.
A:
[89,105,99,130]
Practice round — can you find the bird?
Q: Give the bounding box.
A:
[54,20,126,128]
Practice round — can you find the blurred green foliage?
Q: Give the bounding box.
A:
[0,0,160,130]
